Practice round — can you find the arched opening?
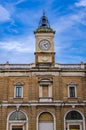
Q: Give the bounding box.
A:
[38,112,54,130]
[7,110,28,130]
[64,110,85,130]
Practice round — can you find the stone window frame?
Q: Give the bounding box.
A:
[64,110,85,130]
[37,111,56,130]
[67,82,77,98]
[7,110,28,130]
[38,78,53,101]
[14,82,24,98]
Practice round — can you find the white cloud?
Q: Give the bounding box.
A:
[52,1,86,64]
[0,36,35,53]
[15,0,26,5]
[75,0,86,7]
[0,5,11,22]
[53,8,86,34]
[0,35,35,63]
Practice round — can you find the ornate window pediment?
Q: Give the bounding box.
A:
[14,82,24,86]
[67,82,77,86]
[39,78,53,85]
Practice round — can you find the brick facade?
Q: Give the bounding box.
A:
[0,14,86,130]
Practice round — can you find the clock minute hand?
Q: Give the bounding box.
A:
[44,43,47,48]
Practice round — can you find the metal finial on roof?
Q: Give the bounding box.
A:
[43,10,45,16]
[39,12,50,28]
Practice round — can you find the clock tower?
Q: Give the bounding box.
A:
[34,13,55,66]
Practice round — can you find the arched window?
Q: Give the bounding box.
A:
[7,110,28,130]
[9,110,27,121]
[66,111,83,120]
[64,110,85,130]
[38,112,54,130]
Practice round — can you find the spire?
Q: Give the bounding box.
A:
[39,11,50,28]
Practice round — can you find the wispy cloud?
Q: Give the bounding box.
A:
[53,9,86,34]
[0,4,11,22]
[52,1,86,63]
[75,0,86,7]
[15,0,27,5]
[0,0,85,63]
[0,36,35,53]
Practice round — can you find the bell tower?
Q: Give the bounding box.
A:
[34,13,55,66]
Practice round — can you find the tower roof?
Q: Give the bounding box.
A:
[34,12,55,33]
[39,12,50,28]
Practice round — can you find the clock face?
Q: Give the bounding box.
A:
[39,40,50,50]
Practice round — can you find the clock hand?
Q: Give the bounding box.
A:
[44,43,48,48]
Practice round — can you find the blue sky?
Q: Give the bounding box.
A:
[0,0,86,64]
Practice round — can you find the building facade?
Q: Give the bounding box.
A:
[0,14,86,130]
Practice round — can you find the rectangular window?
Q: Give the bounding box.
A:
[69,87,75,97]
[39,79,52,102]
[42,85,48,97]
[15,86,22,98]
